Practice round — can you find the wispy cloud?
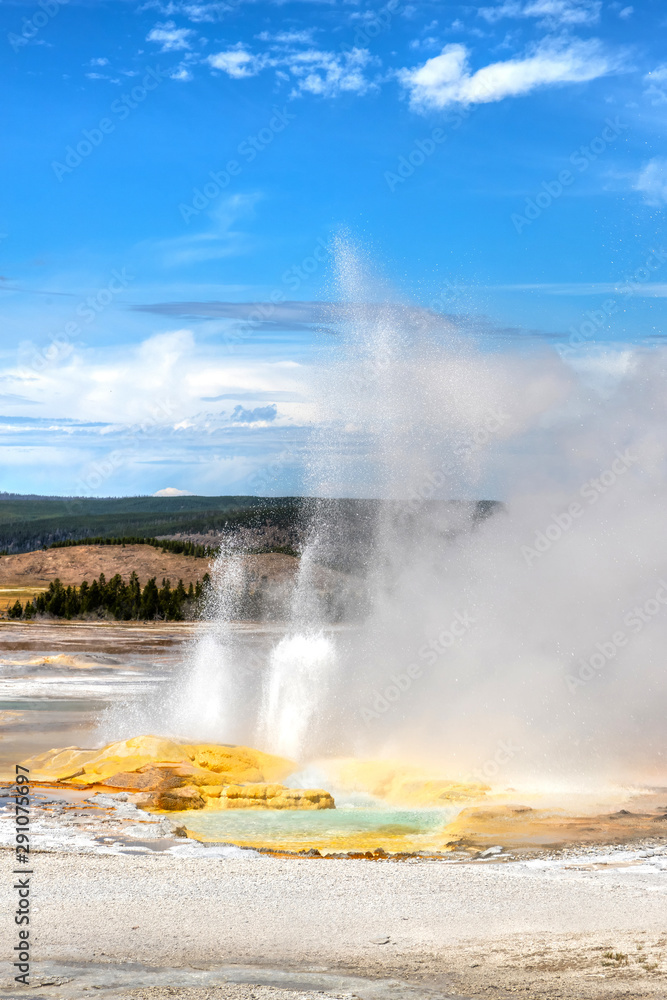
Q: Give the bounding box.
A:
[256,29,317,44]
[207,39,377,97]
[131,301,468,341]
[140,0,332,20]
[398,37,620,112]
[201,390,304,401]
[643,64,667,105]
[488,283,667,296]
[146,21,195,53]
[286,47,376,98]
[208,46,265,79]
[170,62,195,82]
[634,158,667,207]
[478,0,601,27]
[140,0,230,22]
[134,299,339,324]
[141,194,261,267]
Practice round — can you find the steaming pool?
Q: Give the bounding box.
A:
[182,805,461,855]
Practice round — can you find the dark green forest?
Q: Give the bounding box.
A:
[7,572,211,622]
[0,494,302,553]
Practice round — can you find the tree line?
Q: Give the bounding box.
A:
[47,536,218,558]
[6,571,210,621]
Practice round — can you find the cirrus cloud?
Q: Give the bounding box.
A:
[478,0,601,27]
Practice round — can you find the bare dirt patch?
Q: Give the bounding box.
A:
[0,544,214,590]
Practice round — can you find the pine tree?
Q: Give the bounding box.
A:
[8,599,23,619]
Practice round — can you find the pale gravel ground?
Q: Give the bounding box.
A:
[116,990,357,1000]
[2,850,667,999]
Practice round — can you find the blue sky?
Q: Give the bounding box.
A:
[1,0,666,497]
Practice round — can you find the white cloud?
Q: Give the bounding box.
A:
[287,47,375,98]
[208,41,376,97]
[170,63,194,82]
[208,46,265,79]
[398,37,618,112]
[618,5,633,17]
[146,21,194,52]
[7,326,305,428]
[478,0,601,26]
[634,158,667,207]
[643,64,667,106]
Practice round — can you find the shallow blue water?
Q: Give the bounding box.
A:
[185,805,459,852]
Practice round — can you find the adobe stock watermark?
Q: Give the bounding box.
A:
[512,117,628,234]
[179,106,296,223]
[384,126,448,193]
[51,67,168,181]
[22,268,134,375]
[8,0,67,53]
[247,448,296,495]
[467,738,521,786]
[566,579,667,693]
[342,0,406,51]
[429,279,467,313]
[67,398,174,504]
[384,103,476,194]
[385,79,502,195]
[407,408,510,511]
[361,608,475,723]
[522,449,638,566]
[222,237,330,352]
[555,247,667,360]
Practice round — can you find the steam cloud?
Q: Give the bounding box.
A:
[117,239,667,790]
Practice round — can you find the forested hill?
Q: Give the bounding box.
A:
[0,494,503,557]
[0,494,301,554]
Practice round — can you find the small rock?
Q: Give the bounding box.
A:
[479,845,503,858]
[370,935,390,945]
[155,786,205,811]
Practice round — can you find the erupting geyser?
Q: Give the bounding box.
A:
[123,238,667,789]
[260,633,338,760]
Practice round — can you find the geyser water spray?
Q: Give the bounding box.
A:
[132,237,667,786]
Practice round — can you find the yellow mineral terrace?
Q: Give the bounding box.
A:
[16,734,333,811]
